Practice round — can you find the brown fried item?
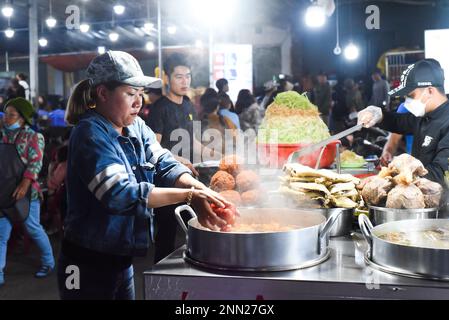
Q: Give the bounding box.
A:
[388,154,428,184]
[241,189,260,205]
[236,170,260,192]
[219,190,242,206]
[361,176,394,206]
[414,178,443,208]
[386,184,425,209]
[219,155,244,176]
[210,171,235,192]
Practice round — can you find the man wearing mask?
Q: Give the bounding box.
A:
[358,59,449,186]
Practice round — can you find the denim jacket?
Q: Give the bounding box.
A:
[64,110,191,256]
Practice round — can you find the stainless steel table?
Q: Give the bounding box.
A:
[143,235,449,300]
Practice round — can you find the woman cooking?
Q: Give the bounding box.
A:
[58,51,230,300]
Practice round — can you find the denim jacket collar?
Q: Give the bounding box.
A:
[83,109,139,141]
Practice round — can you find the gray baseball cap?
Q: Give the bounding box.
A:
[86,50,162,88]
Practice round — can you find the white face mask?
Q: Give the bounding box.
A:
[404,90,429,117]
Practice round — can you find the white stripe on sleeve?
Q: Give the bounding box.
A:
[94,172,130,201]
[88,164,127,192]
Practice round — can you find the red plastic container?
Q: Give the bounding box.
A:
[257,141,340,168]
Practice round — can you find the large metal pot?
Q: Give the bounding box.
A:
[305,208,353,237]
[175,205,341,271]
[368,206,439,226]
[359,214,449,280]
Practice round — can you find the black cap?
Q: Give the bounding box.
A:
[388,59,445,96]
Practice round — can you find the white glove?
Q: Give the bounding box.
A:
[357,106,383,128]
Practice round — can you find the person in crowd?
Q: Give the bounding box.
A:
[46,144,68,235]
[201,90,237,154]
[37,95,51,112]
[139,87,163,122]
[313,72,332,125]
[146,53,223,264]
[344,78,364,113]
[34,95,51,130]
[259,80,278,110]
[16,73,30,101]
[0,97,55,288]
[358,59,449,186]
[218,92,240,129]
[0,95,5,110]
[199,88,218,119]
[329,76,349,134]
[300,74,314,100]
[215,78,234,111]
[58,50,229,299]
[369,68,390,110]
[235,89,264,132]
[48,103,67,127]
[6,78,26,100]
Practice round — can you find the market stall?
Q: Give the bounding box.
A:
[143,236,449,300]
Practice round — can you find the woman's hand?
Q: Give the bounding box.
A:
[12,178,32,201]
[190,187,231,230]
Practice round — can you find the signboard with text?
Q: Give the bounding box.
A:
[212,44,253,102]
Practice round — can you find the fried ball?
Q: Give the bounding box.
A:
[210,171,235,192]
[235,170,259,192]
[219,190,242,206]
[219,155,244,176]
[241,189,260,205]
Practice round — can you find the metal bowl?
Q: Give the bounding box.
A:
[368,206,439,226]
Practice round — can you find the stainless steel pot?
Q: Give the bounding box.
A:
[306,208,353,237]
[359,214,449,280]
[175,205,342,271]
[368,206,439,226]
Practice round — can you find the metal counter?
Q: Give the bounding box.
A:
[143,235,449,300]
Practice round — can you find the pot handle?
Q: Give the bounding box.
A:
[318,210,342,254]
[358,213,374,251]
[174,205,197,234]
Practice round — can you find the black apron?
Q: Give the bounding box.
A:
[0,130,32,223]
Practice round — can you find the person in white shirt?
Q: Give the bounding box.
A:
[16,73,30,101]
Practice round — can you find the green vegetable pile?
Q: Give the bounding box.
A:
[258,116,330,143]
[273,91,318,111]
[258,91,330,144]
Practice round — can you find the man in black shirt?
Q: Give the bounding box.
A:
[147,53,218,262]
[358,59,449,187]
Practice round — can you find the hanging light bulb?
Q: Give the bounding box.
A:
[4,27,14,38]
[344,42,359,60]
[333,45,342,55]
[145,41,155,51]
[113,4,125,15]
[305,3,326,28]
[167,25,177,34]
[98,46,106,54]
[1,4,13,18]
[143,22,153,34]
[39,37,48,47]
[80,23,90,33]
[46,16,57,28]
[109,31,119,42]
[195,40,203,48]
